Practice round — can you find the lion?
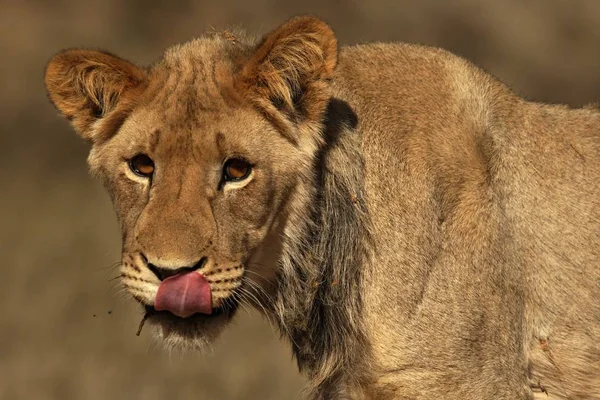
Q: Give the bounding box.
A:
[44,15,599,399]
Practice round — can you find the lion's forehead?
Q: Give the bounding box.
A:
[112,39,255,155]
[143,38,247,120]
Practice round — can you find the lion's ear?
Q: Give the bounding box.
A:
[44,49,147,143]
[238,16,338,134]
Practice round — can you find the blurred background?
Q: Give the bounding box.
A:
[1,1,599,399]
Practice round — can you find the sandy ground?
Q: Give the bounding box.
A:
[1,1,599,399]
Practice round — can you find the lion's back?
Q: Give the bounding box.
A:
[333,42,600,398]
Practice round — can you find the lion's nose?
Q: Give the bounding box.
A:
[143,254,208,281]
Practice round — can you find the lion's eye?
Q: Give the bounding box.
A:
[129,154,155,177]
[223,158,251,182]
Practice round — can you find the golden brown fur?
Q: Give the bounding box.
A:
[45,16,600,399]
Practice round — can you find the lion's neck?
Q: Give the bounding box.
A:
[272,99,374,396]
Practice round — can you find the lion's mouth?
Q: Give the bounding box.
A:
[128,268,245,339]
[144,301,237,320]
[138,298,240,337]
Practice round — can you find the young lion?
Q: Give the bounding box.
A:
[44,16,599,400]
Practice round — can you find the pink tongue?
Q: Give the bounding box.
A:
[154,272,212,318]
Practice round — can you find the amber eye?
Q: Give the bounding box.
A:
[129,154,155,177]
[223,158,251,182]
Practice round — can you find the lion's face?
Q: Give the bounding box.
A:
[92,94,302,346]
[44,17,338,348]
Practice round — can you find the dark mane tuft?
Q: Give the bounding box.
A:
[275,98,374,397]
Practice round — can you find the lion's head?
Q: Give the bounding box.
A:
[44,16,338,349]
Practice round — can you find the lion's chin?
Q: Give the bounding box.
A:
[145,305,237,351]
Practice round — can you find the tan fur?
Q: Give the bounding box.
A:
[45,16,600,399]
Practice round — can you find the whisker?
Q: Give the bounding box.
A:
[223,294,238,314]
[95,261,122,272]
[243,276,276,309]
[243,268,277,286]
[239,284,274,327]
[243,285,275,321]
[112,286,133,301]
[237,298,254,316]
[228,290,250,315]
[244,260,273,269]
[242,272,277,305]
